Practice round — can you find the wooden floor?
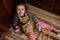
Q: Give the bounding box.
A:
[2,4,60,40]
[3,27,60,40]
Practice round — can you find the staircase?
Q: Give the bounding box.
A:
[3,28,27,40]
[3,4,60,40]
[3,27,60,40]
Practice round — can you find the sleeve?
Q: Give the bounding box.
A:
[37,20,53,31]
[26,9,53,31]
[26,9,42,31]
[26,9,38,24]
[12,14,18,26]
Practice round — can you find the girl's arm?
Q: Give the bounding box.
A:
[12,14,18,26]
[26,9,60,33]
[26,9,38,24]
[26,9,42,31]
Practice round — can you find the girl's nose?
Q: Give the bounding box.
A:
[20,10,22,13]
[19,10,22,13]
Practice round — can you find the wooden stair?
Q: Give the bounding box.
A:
[3,27,60,40]
[3,27,55,40]
[2,3,60,40]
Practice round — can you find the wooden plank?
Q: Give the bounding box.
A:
[1,0,13,17]
[5,28,28,40]
[0,3,10,23]
[26,4,60,29]
[3,36,15,40]
[0,18,9,31]
[34,30,53,40]
[0,29,6,40]
[42,29,60,40]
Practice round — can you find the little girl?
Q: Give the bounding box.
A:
[12,2,40,40]
[12,1,60,40]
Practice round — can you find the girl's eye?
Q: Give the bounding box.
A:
[22,9,24,10]
[17,9,20,11]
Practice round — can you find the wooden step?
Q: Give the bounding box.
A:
[3,27,55,40]
[26,3,60,29]
[4,28,28,40]
[3,36,15,40]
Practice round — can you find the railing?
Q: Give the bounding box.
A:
[4,27,60,40]
[26,3,60,40]
[26,3,60,28]
[36,29,60,40]
[3,3,60,40]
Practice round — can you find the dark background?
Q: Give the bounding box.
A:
[0,0,60,39]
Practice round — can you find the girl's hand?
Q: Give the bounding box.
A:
[35,23,42,32]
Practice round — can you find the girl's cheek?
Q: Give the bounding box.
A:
[23,11,25,13]
[17,11,20,15]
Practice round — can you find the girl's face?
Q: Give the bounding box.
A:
[16,4,25,17]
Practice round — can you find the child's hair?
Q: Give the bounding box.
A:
[15,2,27,10]
[12,0,27,14]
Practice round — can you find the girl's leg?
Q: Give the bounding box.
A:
[52,27,60,33]
[27,30,36,40]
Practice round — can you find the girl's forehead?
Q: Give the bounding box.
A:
[16,4,25,7]
[16,5,25,9]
